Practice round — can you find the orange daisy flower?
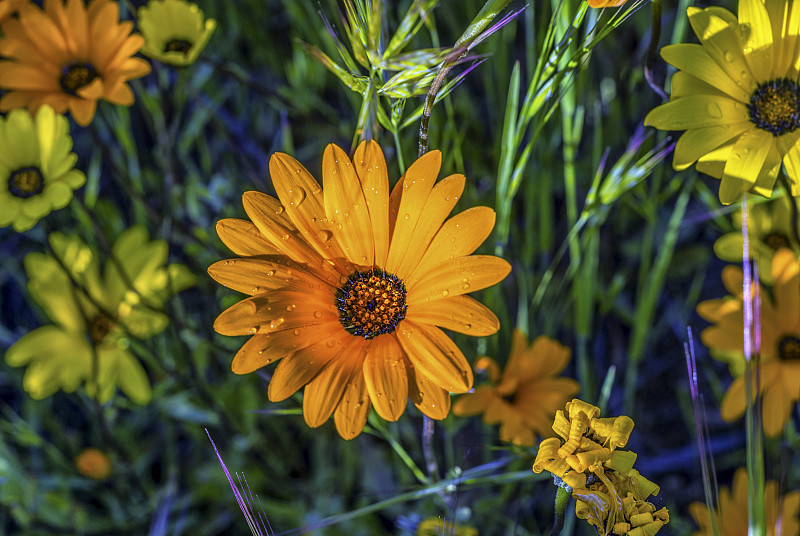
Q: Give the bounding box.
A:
[209,141,511,439]
[0,0,151,126]
[452,329,580,446]
[697,249,800,436]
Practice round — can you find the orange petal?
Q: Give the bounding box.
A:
[208,257,328,296]
[762,371,791,437]
[216,218,281,256]
[270,152,346,262]
[396,320,472,392]
[323,143,374,266]
[393,174,464,278]
[69,97,97,126]
[407,360,451,420]
[407,295,500,336]
[363,335,408,421]
[333,369,372,439]
[213,290,338,336]
[386,151,441,273]
[772,249,800,330]
[496,329,528,395]
[64,0,89,57]
[415,207,496,272]
[452,386,497,416]
[303,347,366,428]
[267,329,354,401]
[354,140,390,267]
[231,323,341,374]
[408,255,511,305]
[0,63,58,90]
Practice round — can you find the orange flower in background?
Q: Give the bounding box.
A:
[209,141,511,439]
[75,447,112,480]
[453,329,580,446]
[690,468,800,536]
[0,0,151,126]
[0,0,28,25]
[697,249,800,436]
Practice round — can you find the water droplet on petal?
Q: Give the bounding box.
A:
[314,311,323,318]
[442,290,450,297]
[724,51,735,62]
[707,103,723,118]
[286,304,295,312]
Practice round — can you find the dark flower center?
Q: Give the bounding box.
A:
[164,39,193,54]
[60,62,99,96]
[777,335,800,361]
[8,167,44,198]
[748,79,800,136]
[88,313,115,345]
[336,269,407,339]
[763,231,791,251]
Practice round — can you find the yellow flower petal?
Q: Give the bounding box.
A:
[333,371,371,439]
[407,295,500,336]
[304,350,365,428]
[673,123,752,171]
[408,255,511,305]
[644,94,748,131]
[353,140,390,267]
[397,320,472,393]
[363,335,408,421]
[719,129,774,204]
[231,324,339,374]
[407,365,451,420]
[213,291,337,336]
[659,44,751,102]
[216,218,281,257]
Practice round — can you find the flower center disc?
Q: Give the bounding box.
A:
[164,39,193,54]
[8,167,44,198]
[336,269,407,339]
[748,79,800,136]
[778,335,800,361]
[88,313,115,345]
[60,62,99,96]
[763,231,791,251]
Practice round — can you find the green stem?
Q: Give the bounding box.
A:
[553,485,570,535]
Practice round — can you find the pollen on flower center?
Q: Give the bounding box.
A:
[60,62,99,95]
[8,167,44,198]
[336,269,407,339]
[778,335,800,361]
[88,313,115,345]
[763,231,791,250]
[164,39,193,54]
[748,79,800,136]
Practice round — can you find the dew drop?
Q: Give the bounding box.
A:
[248,327,258,335]
[724,51,735,62]
[462,283,470,290]
[286,304,296,312]
[293,329,301,336]
[442,290,450,297]
[403,213,410,221]
[707,103,723,118]
[326,339,336,347]
[280,233,290,240]
[314,310,323,318]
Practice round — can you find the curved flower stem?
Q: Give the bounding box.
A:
[422,415,441,482]
[552,485,570,535]
[644,0,667,100]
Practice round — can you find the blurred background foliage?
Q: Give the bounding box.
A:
[1,0,797,534]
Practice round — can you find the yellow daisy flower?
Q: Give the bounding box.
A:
[75,447,112,480]
[644,0,800,204]
[0,0,28,25]
[0,106,85,232]
[5,228,195,403]
[137,0,216,67]
[452,330,580,446]
[0,0,151,126]
[417,518,477,536]
[714,195,800,284]
[690,467,800,536]
[697,249,800,436]
[209,141,511,439]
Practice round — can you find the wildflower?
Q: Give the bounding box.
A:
[0,0,151,126]
[417,517,477,536]
[697,249,800,436]
[5,228,195,403]
[0,0,27,25]
[75,447,112,479]
[137,0,216,67]
[689,467,800,536]
[0,106,85,232]
[644,1,800,204]
[209,141,511,439]
[714,195,800,284]
[533,399,668,536]
[452,330,580,446]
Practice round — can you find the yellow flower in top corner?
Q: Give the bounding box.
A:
[417,518,477,536]
[0,0,151,126]
[697,249,800,436]
[690,467,800,536]
[452,329,580,446]
[208,141,511,440]
[138,0,216,67]
[5,228,195,403]
[714,194,800,284]
[0,0,28,25]
[0,106,85,232]
[644,0,800,204]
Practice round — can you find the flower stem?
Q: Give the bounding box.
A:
[552,484,570,535]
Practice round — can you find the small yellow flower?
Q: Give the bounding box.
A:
[453,330,580,446]
[75,447,112,480]
[0,106,85,231]
[417,518,477,536]
[0,0,151,126]
[714,195,800,284]
[690,468,800,536]
[5,228,195,403]
[644,0,800,204]
[209,141,511,439]
[697,249,800,436]
[138,0,216,67]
